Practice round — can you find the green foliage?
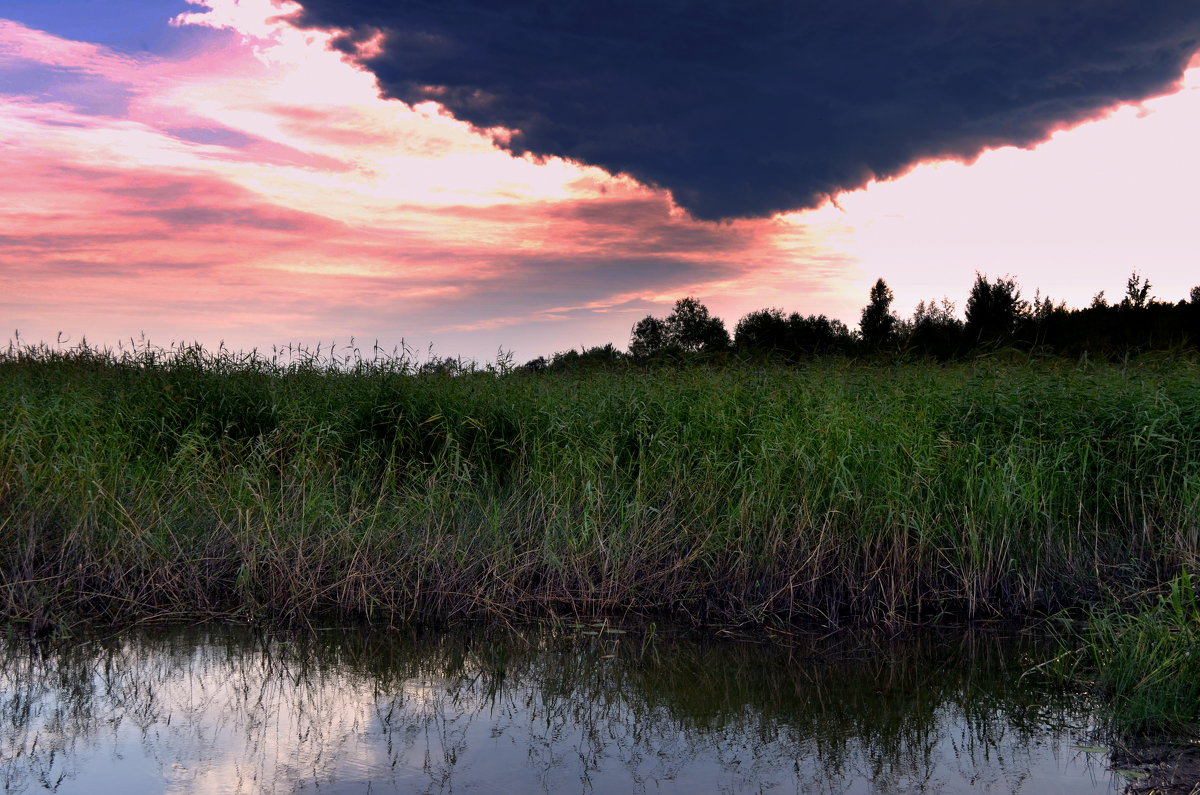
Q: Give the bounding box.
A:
[1,342,1198,634]
[1056,571,1200,736]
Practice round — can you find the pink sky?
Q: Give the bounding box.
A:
[2,0,1198,363]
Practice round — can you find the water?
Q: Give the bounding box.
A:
[0,623,1120,794]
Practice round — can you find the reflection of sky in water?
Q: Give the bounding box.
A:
[0,627,1120,794]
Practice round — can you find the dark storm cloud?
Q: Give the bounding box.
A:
[287,0,1200,220]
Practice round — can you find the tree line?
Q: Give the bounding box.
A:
[523,271,1200,372]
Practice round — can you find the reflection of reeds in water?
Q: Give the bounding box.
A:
[0,625,1104,794]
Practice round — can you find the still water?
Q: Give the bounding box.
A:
[1,623,1120,794]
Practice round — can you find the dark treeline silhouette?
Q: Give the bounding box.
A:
[524,271,1200,372]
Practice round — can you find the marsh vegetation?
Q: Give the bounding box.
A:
[1,338,1197,741]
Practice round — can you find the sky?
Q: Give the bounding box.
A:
[2,0,1199,364]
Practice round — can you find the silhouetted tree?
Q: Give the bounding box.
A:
[795,313,853,354]
[859,278,897,349]
[629,315,670,358]
[964,273,1028,347]
[543,344,625,371]
[666,297,730,353]
[1187,287,1200,349]
[1020,290,1069,350]
[907,297,963,358]
[628,298,729,357]
[521,355,548,373]
[420,355,468,375]
[610,275,1200,369]
[734,308,789,352]
[1029,291,1064,322]
[735,309,853,358]
[1121,270,1152,309]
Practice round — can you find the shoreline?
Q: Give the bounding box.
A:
[3,348,1197,762]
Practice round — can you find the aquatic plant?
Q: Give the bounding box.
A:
[1056,571,1200,735]
[1,339,1196,633]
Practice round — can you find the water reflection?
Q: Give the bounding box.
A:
[0,624,1117,793]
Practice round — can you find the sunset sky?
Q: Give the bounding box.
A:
[3,0,1199,363]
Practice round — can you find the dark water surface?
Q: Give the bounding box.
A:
[1,623,1121,794]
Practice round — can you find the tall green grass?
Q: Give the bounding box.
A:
[1052,571,1200,735]
[1,341,1197,631]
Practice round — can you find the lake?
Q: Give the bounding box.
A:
[0,623,1122,793]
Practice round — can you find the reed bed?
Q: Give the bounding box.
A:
[1,340,1195,635]
[1052,571,1200,736]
